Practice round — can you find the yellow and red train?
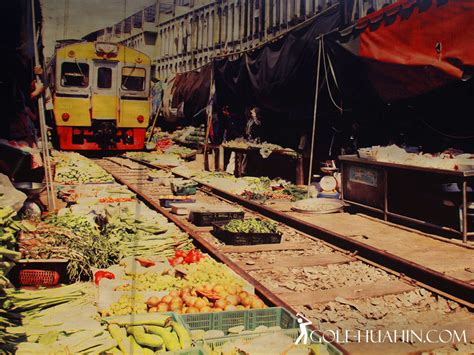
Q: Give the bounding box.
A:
[50,41,151,150]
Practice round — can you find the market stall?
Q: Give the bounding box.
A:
[340,148,474,242]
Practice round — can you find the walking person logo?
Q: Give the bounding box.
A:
[295,313,312,345]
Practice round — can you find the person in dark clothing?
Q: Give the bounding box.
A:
[222,105,244,142]
[244,107,263,143]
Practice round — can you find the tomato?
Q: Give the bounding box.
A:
[168,256,184,266]
[184,249,202,264]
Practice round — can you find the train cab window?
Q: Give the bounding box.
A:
[97,67,112,89]
[121,67,145,91]
[61,62,89,87]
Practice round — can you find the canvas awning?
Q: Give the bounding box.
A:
[332,0,474,101]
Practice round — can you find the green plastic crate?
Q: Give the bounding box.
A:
[200,328,343,355]
[181,307,298,335]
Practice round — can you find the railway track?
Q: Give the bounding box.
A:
[96,158,474,354]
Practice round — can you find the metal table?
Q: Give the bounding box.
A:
[339,155,474,243]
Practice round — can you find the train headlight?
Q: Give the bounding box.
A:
[137,115,145,123]
[62,112,70,121]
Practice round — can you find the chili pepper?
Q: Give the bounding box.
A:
[94,270,115,286]
[136,257,155,267]
[175,249,186,258]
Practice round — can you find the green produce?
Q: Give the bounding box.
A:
[172,321,192,349]
[118,257,246,292]
[127,326,164,348]
[129,334,145,353]
[3,283,87,314]
[53,151,113,184]
[105,313,172,327]
[19,214,120,281]
[283,185,308,201]
[145,326,181,351]
[223,218,278,234]
[109,324,133,355]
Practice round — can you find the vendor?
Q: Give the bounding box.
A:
[244,107,263,143]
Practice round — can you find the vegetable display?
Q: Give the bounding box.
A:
[145,284,266,314]
[104,314,192,353]
[168,249,205,266]
[124,151,183,167]
[18,214,120,281]
[53,152,113,184]
[6,284,118,354]
[116,258,247,292]
[222,218,278,234]
[0,207,22,351]
[105,208,193,259]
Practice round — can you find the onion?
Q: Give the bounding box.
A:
[157,302,170,312]
[186,307,199,314]
[194,298,207,310]
[238,291,249,299]
[225,295,240,306]
[200,306,212,313]
[240,297,251,307]
[148,306,158,312]
[169,301,182,312]
[161,295,173,304]
[225,285,238,295]
[185,296,198,307]
[224,305,237,311]
[146,296,161,307]
[169,290,180,298]
[214,299,227,309]
[250,299,265,309]
[171,296,183,306]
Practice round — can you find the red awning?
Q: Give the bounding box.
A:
[338,0,474,100]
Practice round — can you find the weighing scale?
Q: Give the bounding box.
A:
[318,164,341,199]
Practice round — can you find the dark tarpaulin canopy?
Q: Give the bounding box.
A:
[0,0,43,139]
[213,4,341,114]
[330,0,474,102]
[170,63,212,121]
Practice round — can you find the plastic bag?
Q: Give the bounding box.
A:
[0,173,27,211]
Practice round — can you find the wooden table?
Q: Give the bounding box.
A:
[339,155,474,243]
[223,146,304,185]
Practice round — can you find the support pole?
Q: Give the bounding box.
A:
[306,36,323,198]
[31,0,56,211]
[147,100,163,145]
[203,62,215,171]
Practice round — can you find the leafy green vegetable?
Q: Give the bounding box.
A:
[222,218,278,234]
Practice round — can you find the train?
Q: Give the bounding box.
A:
[49,41,151,150]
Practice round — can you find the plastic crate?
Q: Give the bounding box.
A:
[212,221,282,245]
[171,184,198,196]
[200,328,343,355]
[159,197,196,208]
[181,307,298,335]
[189,211,245,227]
[19,269,60,287]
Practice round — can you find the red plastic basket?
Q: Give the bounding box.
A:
[19,269,60,286]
